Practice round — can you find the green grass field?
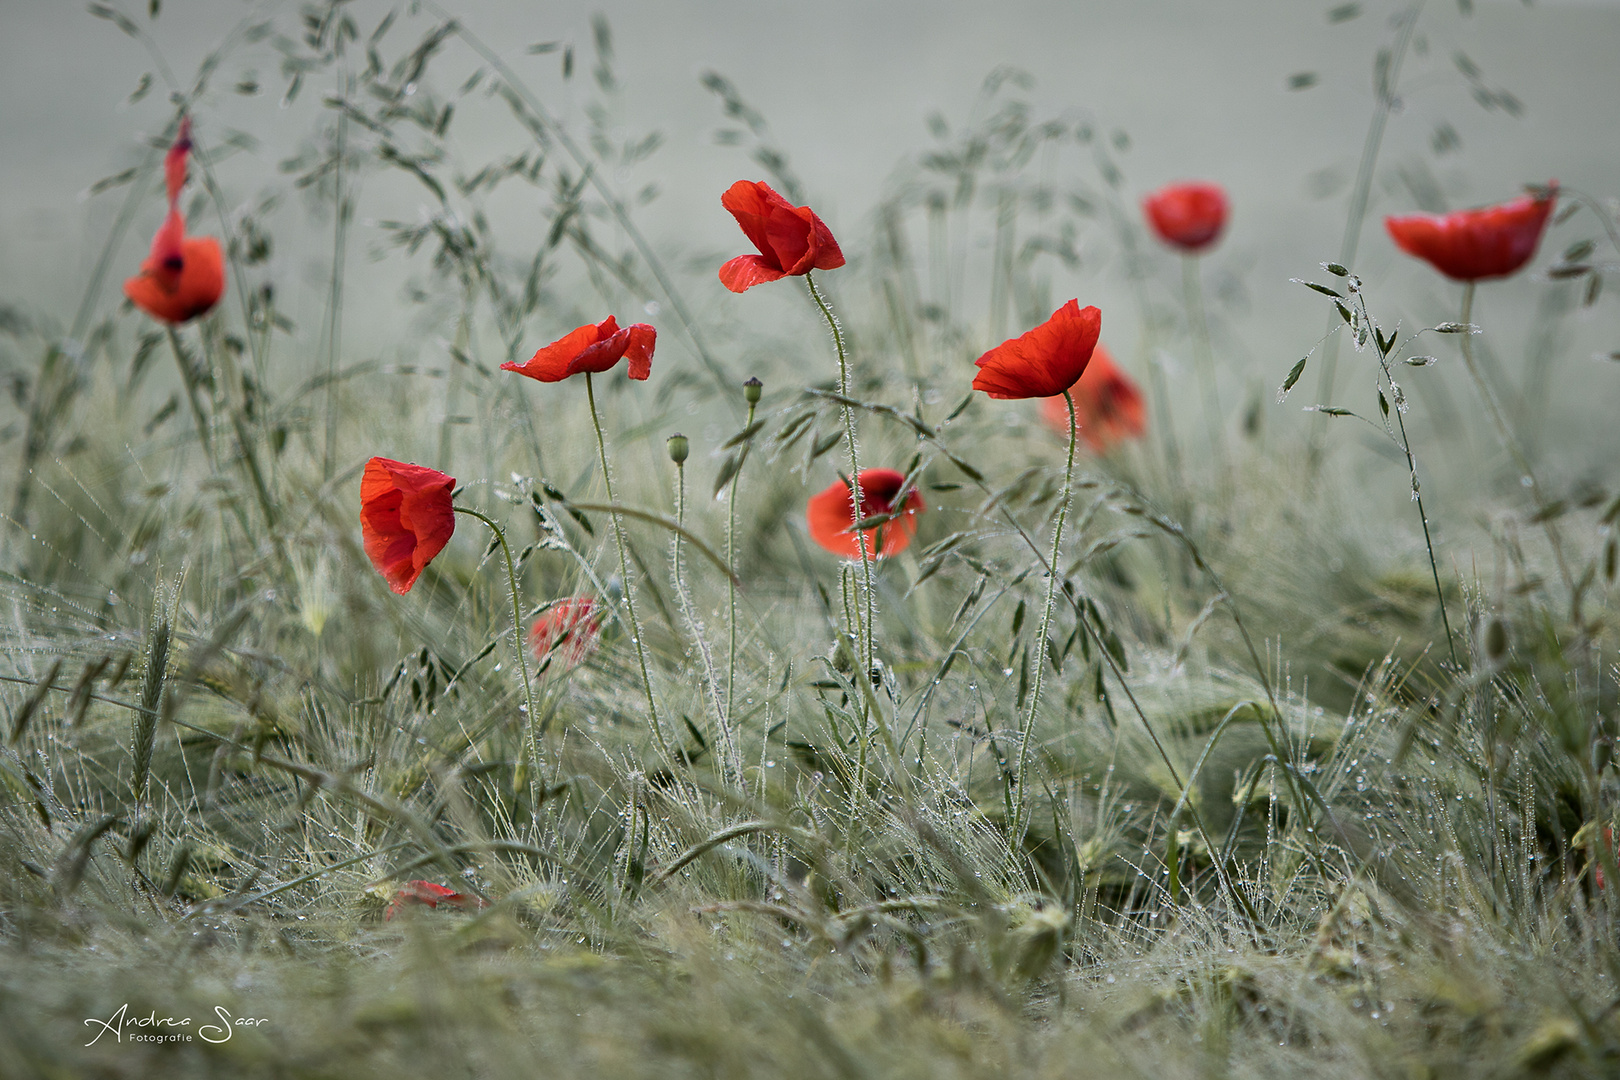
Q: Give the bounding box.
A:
[3,2,1620,1077]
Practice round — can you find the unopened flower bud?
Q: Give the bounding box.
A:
[743,376,763,405]
[666,433,689,465]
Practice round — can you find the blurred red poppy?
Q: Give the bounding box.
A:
[973,300,1102,400]
[502,316,656,383]
[1040,344,1146,452]
[384,880,482,921]
[531,597,604,670]
[1384,184,1557,281]
[718,180,845,293]
[1142,182,1229,253]
[361,457,456,595]
[807,468,924,560]
[124,117,224,324]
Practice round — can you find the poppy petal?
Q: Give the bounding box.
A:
[806,468,924,560]
[360,458,456,594]
[622,323,657,380]
[124,231,224,325]
[504,317,615,382]
[1385,185,1556,281]
[1143,182,1228,252]
[719,254,789,293]
[973,300,1102,400]
[1040,345,1146,452]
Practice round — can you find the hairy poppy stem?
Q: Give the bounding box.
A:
[804,273,877,714]
[1012,390,1077,846]
[1456,282,1575,598]
[671,452,737,784]
[164,327,216,466]
[727,394,757,729]
[451,506,541,792]
[585,372,672,762]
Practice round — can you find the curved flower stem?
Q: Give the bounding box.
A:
[1182,254,1228,489]
[585,372,672,762]
[451,506,541,791]
[727,397,757,727]
[805,273,876,714]
[1012,389,1077,847]
[1457,282,1575,597]
[672,459,736,784]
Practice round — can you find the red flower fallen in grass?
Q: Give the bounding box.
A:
[807,468,924,560]
[360,457,456,594]
[124,117,224,324]
[1142,181,1229,253]
[531,597,604,670]
[1039,344,1146,452]
[1385,184,1557,281]
[384,880,483,921]
[973,300,1102,400]
[718,180,845,293]
[502,316,657,382]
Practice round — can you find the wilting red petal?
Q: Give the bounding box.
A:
[718,254,788,292]
[718,180,844,293]
[1143,182,1229,253]
[807,468,924,560]
[621,324,656,381]
[1385,184,1556,281]
[360,457,456,594]
[123,212,225,325]
[973,300,1102,400]
[384,880,482,921]
[504,316,656,382]
[531,597,604,670]
[1040,345,1146,452]
[165,116,193,209]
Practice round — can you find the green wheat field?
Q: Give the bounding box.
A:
[3,1,1620,1076]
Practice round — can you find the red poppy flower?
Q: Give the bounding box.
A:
[531,597,604,670]
[1384,184,1557,281]
[360,457,456,595]
[718,180,845,293]
[807,468,924,560]
[1142,182,1229,253]
[973,300,1102,400]
[123,118,225,324]
[384,880,482,921]
[502,316,656,383]
[1039,344,1146,452]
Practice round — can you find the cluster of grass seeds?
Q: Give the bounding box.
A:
[2,2,1619,1077]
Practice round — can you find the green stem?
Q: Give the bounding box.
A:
[1457,282,1575,597]
[1012,389,1077,845]
[165,327,216,466]
[1182,255,1227,483]
[805,272,876,698]
[727,399,756,727]
[585,372,672,761]
[673,460,735,783]
[452,506,541,791]
[1310,0,1427,462]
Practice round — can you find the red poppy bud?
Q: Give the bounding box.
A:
[360,457,456,594]
[1384,184,1557,281]
[1142,182,1229,253]
[503,317,657,383]
[973,300,1102,400]
[718,180,844,293]
[165,116,193,209]
[1039,344,1146,452]
[807,468,924,560]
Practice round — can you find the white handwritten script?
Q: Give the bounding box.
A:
[83,1003,269,1046]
